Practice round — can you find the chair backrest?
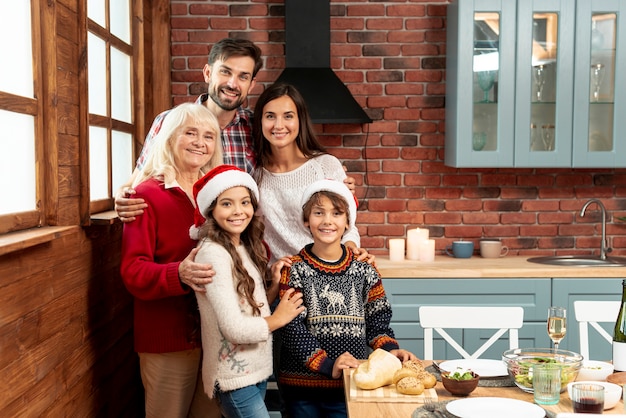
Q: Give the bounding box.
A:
[574,300,620,360]
[418,306,524,360]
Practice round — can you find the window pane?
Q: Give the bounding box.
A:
[111,130,133,195]
[111,47,132,123]
[87,0,106,28]
[110,0,131,43]
[0,110,36,215]
[88,33,107,116]
[89,126,109,200]
[0,2,33,97]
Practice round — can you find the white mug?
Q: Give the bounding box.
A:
[480,240,509,258]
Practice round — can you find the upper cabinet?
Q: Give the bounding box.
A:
[445,0,626,168]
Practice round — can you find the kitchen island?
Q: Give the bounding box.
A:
[376,256,625,360]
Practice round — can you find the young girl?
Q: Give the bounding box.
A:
[277,179,416,418]
[190,164,305,418]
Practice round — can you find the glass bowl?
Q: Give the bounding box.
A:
[502,348,583,393]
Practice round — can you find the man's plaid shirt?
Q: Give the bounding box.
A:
[136,94,256,174]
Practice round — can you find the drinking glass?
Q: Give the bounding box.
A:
[590,63,605,102]
[547,306,566,350]
[571,383,604,413]
[533,65,546,102]
[477,71,496,102]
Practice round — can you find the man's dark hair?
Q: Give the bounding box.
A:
[208,38,263,78]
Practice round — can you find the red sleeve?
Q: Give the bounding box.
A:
[120,181,189,300]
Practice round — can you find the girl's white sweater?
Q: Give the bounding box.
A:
[195,241,272,396]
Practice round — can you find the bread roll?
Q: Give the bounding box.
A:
[402,359,425,373]
[392,367,418,385]
[396,376,425,395]
[417,371,437,389]
[353,349,402,390]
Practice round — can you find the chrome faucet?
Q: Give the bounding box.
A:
[580,198,611,260]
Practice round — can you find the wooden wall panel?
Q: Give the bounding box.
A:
[0,226,141,417]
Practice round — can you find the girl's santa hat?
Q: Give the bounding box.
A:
[300,179,358,230]
[190,165,259,239]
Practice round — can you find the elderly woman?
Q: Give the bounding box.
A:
[120,103,223,418]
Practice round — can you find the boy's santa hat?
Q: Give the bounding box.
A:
[300,179,358,230]
[189,165,259,239]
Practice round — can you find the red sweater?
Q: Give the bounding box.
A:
[121,178,200,353]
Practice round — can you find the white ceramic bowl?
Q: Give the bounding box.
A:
[576,360,614,381]
[567,381,622,410]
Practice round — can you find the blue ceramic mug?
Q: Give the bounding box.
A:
[445,241,474,258]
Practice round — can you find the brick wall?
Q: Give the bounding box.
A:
[168,0,626,257]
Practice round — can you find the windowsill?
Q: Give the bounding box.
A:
[0,226,78,257]
[90,210,121,225]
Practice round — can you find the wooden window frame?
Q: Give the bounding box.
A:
[0,0,170,242]
[0,0,45,234]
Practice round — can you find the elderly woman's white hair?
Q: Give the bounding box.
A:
[132,103,223,188]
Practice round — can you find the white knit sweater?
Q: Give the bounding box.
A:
[256,154,361,264]
[195,240,273,396]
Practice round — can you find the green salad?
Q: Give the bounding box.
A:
[448,367,475,381]
[510,356,576,390]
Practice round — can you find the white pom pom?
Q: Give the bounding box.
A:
[189,225,200,240]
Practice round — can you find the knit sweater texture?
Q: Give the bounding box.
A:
[120,178,199,353]
[195,240,273,396]
[256,154,360,264]
[277,244,399,401]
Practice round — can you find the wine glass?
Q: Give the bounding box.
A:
[533,65,546,102]
[590,63,605,102]
[541,124,555,151]
[477,71,496,102]
[547,306,566,351]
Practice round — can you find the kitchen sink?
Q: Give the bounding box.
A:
[527,255,626,267]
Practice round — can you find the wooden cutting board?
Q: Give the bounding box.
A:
[347,369,438,403]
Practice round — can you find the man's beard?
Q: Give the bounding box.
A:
[209,85,244,111]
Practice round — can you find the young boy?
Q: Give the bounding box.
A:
[277,179,415,418]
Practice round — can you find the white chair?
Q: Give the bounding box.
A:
[418,306,524,360]
[574,300,620,360]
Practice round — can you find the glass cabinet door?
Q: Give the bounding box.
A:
[572,0,626,167]
[514,0,575,167]
[445,0,516,167]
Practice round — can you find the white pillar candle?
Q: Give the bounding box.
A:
[419,239,436,262]
[406,229,421,260]
[416,228,429,241]
[389,238,405,262]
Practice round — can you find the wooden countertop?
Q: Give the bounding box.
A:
[376,256,626,278]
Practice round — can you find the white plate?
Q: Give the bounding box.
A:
[438,359,508,377]
[446,397,545,418]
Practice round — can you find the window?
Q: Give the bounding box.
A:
[0,2,43,233]
[87,0,134,213]
[0,0,165,237]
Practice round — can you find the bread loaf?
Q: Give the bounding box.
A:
[353,349,402,390]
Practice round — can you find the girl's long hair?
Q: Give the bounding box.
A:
[198,189,268,316]
[132,103,223,188]
[252,82,327,182]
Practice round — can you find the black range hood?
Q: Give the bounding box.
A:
[275,0,372,124]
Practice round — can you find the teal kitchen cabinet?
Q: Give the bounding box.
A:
[384,278,551,360]
[552,278,622,360]
[445,0,626,168]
